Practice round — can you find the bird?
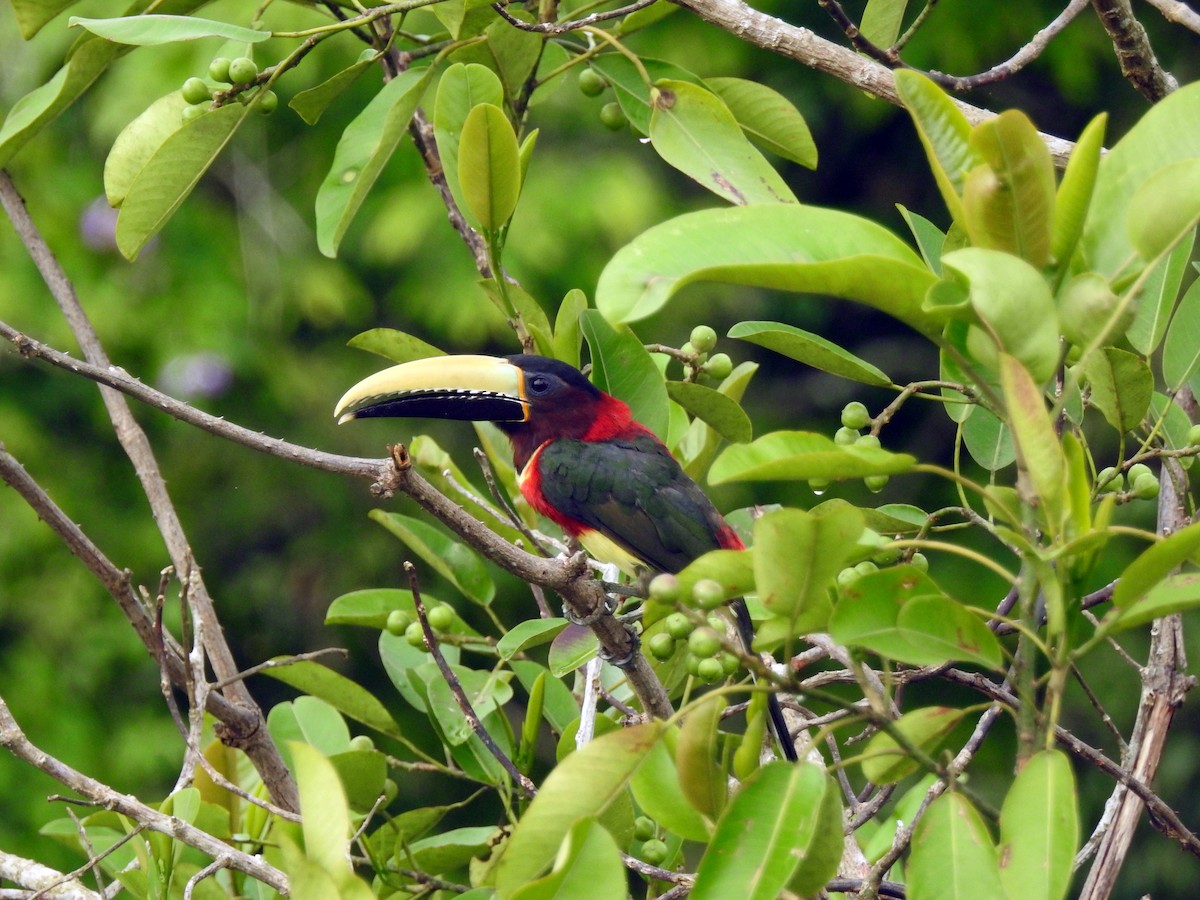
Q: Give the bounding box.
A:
[335,353,796,761]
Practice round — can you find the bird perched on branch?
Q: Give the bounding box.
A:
[335,353,795,761]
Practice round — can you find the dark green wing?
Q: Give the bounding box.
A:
[536,435,732,574]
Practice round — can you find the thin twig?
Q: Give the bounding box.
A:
[405,562,538,796]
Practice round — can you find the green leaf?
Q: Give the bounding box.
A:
[1081,81,1200,275]
[346,328,443,364]
[998,750,1078,900]
[1081,347,1152,433]
[479,280,553,356]
[672,549,756,604]
[860,0,907,46]
[589,55,702,136]
[999,353,1065,527]
[1162,277,1200,391]
[961,406,1015,471]
[290,58,376,126]
[115,101,252,259]
[753,505,862,631]
[1127,159,1200,263]
[1104,572,1200,633]
[328,748,388,813]
[485,12,543,103]
[708,431,916,484]
[1052,113,1106,266]
[315,67,432,257]
[69,14,270,44]
[0,39,114,166]
[512,661,580,734]
[370,511,496,605]
[862,707,966,785]
[497,618,569,659]
[495,723,664,893]
[1126,228,1194,355]
[630,737,711,842]
[649,80,796,205]
[104,90,191,208]
[291,743,357,886]
[665,381,752,444]
[676,694,726,819]
[554,289,588,369]
[1148,393,1195,472]
[941,247,1059,384]
[579,309,670,440]
[12,0,81,39]
[704,77,817,169]
[728,320,891,386]
[434,63,505,218]
[511,818,626,900]
[547,624,598,677]
[680,361,759,480]
[962,110,1055,268]
[1113,520,1200,608]
[830,565,1003,669]
[595,205,939,334]
[894,70,978,224]
[908,793,1006,900]
[290,696,352,755]
[432,0,495,38]
[692,762,839,900]
[260,660,402,739]
[409,825,500,875]
[458,102,521,231]
[326,587,424,628]
[898,204,948,274]
[422,665,513,745]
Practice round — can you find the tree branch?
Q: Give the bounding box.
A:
[1091,0,1179,100]
[0,696,288,895]
[0,171,298,812]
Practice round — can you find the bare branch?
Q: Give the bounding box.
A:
[1143,0,1200,33]
[0,849,100,899]
[669,0,1079,166]
[1091,0,1179,100]
[0,695,288,895]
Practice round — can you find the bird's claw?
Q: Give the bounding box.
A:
[562,593,618,626]
[597,630,640,669]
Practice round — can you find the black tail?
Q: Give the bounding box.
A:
[731,599,798,762]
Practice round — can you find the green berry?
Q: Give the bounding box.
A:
[865,474,890,493]
[640,838,668,864]
[688,627,722,659]
[648,632,676,661]
[427,604,455,631]
[208,57,232,83]
[257,89,278,115]
[834,425,859,446]
[692,578,726,610]
[1132,473,1160,500]
[404,620,428,649]
[383,778,398,804]
[685,653,702,676]
[853,560,879,579]
[1096,466,1123,493]
[855,433,882,450]
[228,56,259,85]
[181,77,212,105]
[910,552,929,572]
[704,353,733,380]
[633,816,657,842]
[181,104,207,122]
[836,566,860,589]
[578,67,607,97]
[718,651,740,676]
[1127,463,1153,484]
[696,657,725,682]
[599,101,626,130]
[664,612,693,640]
[1187,424,1200,447]
[841,401,870,430]
[349,735,375,752]
[385,609,413,636]
[690,325,718,354]
[649,573,681,602]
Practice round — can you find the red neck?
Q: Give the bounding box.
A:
[503,392,653,470]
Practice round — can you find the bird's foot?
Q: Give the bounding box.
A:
[597,630,640,669]
[561,593,618,626]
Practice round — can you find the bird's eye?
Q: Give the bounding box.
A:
[528,375,552,395]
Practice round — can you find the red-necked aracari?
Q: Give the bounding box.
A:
[335,353,795,761]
